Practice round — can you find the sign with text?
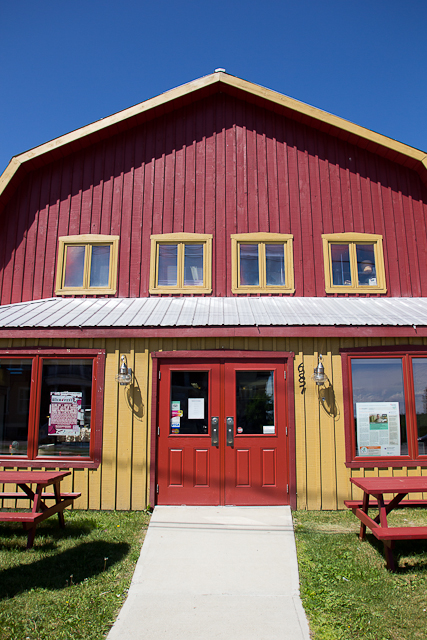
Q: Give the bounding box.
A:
[356,402,401,456]
[48,392,83,436]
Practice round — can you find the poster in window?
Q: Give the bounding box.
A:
[48,392,83,436]
[356,402,400,456]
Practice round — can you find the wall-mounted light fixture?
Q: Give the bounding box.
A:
[312,354,328,386]
[115,355,132,386]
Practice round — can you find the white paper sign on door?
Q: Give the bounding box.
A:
[188,398,204,419]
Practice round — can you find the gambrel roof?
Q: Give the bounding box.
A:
[1,71,427,216]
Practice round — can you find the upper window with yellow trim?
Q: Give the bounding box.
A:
[149,233,213,294]
[322,233,387,294]
[55,235,119,295]
[231,233,294,294]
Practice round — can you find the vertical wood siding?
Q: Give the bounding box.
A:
[2,335,426,511]
[1,94,427,303]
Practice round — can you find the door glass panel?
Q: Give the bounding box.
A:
[38,359,92,457]
[235,371,275,434]
[0,359,32,456]
[412,358,427,455]
[170,371,209,435]
[351,358,407,456]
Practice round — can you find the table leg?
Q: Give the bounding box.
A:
[26,524,37,550]
[375,493,397,571]
[383,539,396,572]
[376,494,389,528]
[359,491,369,540]
[372,493,407,525]
[53,482,65,528]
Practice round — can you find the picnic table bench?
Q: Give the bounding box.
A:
[0,470,81,548]
[345,476,427,571]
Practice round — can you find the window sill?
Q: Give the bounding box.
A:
[55,288,117,296]
[149,287,212,295]
[325,285,387,294]
[0,458,100,470]
[346,459,427,469]
[231,287,295,294]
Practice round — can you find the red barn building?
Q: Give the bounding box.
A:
[1,71,427,510]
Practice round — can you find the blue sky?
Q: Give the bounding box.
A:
[1,0,426,175]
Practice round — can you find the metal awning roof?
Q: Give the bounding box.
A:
[0,296,426,329]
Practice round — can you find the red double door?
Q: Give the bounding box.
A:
[156,359,289,506]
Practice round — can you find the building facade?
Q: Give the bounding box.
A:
[1,72,427,510]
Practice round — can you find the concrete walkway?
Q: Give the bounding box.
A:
[107,506,311,640]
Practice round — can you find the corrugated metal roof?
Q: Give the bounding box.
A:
[0,297,427,329]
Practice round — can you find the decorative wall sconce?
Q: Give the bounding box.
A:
[312,354,328,386]
[115,355,132,386]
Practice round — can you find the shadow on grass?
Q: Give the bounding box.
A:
[359,533,427,573]
[0,540,130,599]
[0,517,99,551]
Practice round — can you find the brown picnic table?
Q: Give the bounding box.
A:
[0,470,81,548]
[344,476,427,571]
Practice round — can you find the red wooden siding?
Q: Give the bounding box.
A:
[1,92,427,303]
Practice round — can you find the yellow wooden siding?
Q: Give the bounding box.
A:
[100,339,120,509]
[294,340,308,510]
[1,335,427,510]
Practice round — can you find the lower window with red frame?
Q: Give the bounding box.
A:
[0,349,104,468]
[342,349,427,468]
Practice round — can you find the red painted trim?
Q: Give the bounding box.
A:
[340,345,427,354]
[149,355,159,509]
[0,349,105,469]
[346,460,427,469]
[152,350,294,359]
[341,348,427,469]
[93,350,105,465]
[0,347,105,355]
[286,354,297,510]
[341,353,354,464]
[0,459,100,470]
[150,349,297,508]
[0,326,425,339]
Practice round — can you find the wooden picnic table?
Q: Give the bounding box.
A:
[0,470,81,548]
[345,476,427,571]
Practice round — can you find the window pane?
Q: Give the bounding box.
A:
[64,245,85,287]
[90,245,110,287]
[235,371,275,435]
[412,359,427,455]
[351,358,407,457]
[240,244,259,286]
[170,371,209,435]
[184,244,204,286]
[38,359,92,458]
[331,244,351,285]
[266,244,285,286]
[158,245,178,286]
[356,244,377,286]
[0,360,32,456]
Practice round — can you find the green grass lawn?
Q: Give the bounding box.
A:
[0,509,150,640]
[293,508,427,640]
